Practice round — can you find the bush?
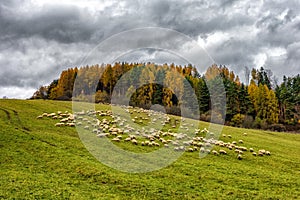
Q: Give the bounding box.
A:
[242,115,254,128]
[268,124,286,132]
[230,114,245,127]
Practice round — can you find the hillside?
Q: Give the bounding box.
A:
[0,99,300,199]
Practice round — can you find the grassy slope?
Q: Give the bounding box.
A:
[0,99,299,199]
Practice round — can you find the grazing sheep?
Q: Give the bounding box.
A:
[84,126,89,130]
[227,135,232,138]
[265,151,271,156]
[112,137,120,142]
[235,149,243,154]
[200,147,206,153]
[249,148,254,152]
[76,122,82,126]
[187,148,194,152]
[55,122,65,127]
[204,143,211,148]
[239,146,248,151]
[243,133,247,136]
[252,152,257,156]
[212,150,219,155]
[67,123,75,127]
[37,115,43,119]
[238,140,243,144]
[237,154,243,160]
[117,135,122,139]
[258,149,266,154]
[219,149,227,155]
[258,151,264,156]
[131,139,138,145]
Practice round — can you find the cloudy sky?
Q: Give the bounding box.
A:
[0,0,299,99]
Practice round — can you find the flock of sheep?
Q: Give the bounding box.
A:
[37,106,271,160]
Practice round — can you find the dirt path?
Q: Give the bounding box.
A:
[0,107,11,121]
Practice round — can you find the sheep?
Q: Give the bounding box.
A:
[235,149,243,154]
[249,148,254,152]
[219,149,227,155]
[67,123,75,127]
[196,142,203,147]
[153,142,160,147]
[200,147,206,153]
[204,143,211,148]
[36,115,43,119]
[239,146,248,151]
[212,150,219,155]
[55,122,65,127]
[265,151,271,156]
[60,118,69,123]
[258,149,266,155]
[117,135,122,139]
[164,144,169,148]
[76,122,82,126]
[237,154,243,160]
[129,135,136,140]
[187,148,194,152]
[112,137,120,142]
[252,152,257,156]
[131,139,138,145]
[227,135,232,138]
[243,133,247,136]
[84,126,89,130]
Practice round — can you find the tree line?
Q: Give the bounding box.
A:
[31,62,300,131]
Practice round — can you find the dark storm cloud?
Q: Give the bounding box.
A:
[0,0,299,98]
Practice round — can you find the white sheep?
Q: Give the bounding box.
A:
[219,149,227,155]
[131,139,138,145]
[237,154,243,160]
[67,123,75,127]
[55,122,65,127]
[187,148,194,152]
[112,137,120,142]
[212,150,219,155]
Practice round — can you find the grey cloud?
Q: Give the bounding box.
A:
[0,0,299,99]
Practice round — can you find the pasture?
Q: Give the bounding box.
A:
[0,99,299,199]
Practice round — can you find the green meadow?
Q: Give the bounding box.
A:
[0,99,299,199]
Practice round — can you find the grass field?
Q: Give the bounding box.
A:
[0,99,300,199]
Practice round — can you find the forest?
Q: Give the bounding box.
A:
[31,62,300,131]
